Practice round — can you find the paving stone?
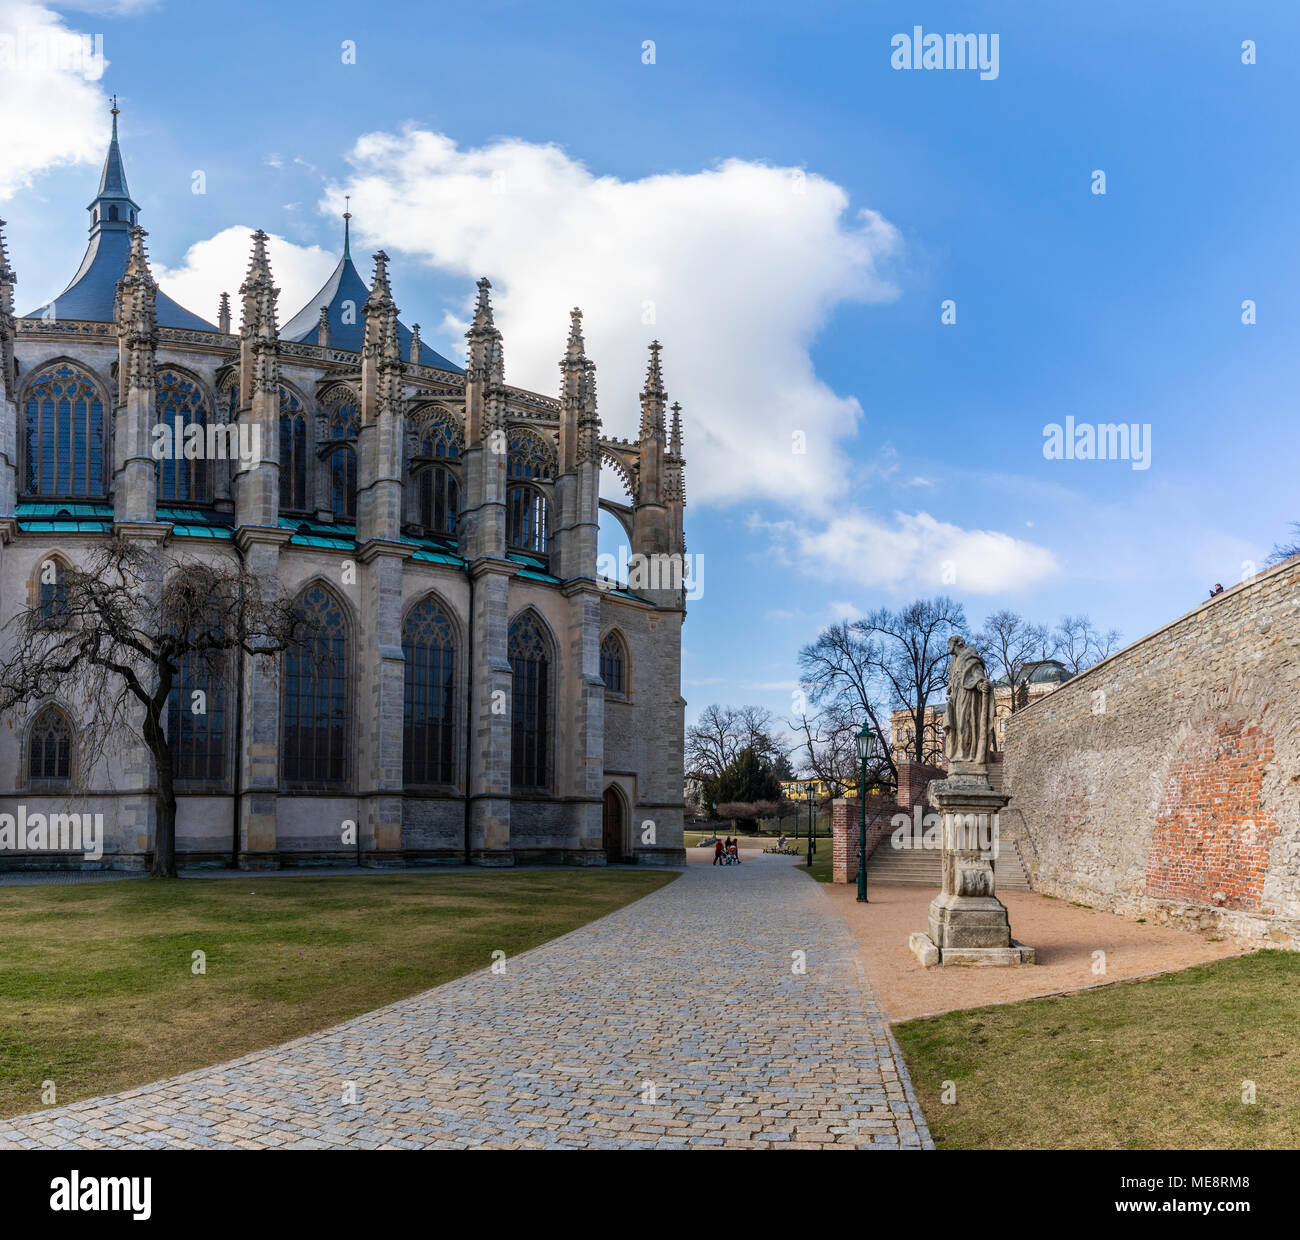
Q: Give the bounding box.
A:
[0,856,931,1149]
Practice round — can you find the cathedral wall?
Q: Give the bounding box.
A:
[4,304,687,870]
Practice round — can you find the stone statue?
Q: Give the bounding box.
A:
[944,635,996,766]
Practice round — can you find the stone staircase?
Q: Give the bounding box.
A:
[867,838,1031,891]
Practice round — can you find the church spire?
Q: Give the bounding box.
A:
[343,195,352,260]
[89,96,139,236]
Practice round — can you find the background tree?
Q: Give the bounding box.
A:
[0,539,307,878]
[1265,522,1300,567]
[685,703,789,783]
[798,597,965,784]
[973,609,1052,713]
[791,702,861,796]
[1052,614,1123,674]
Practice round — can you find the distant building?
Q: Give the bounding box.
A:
[781,778,859,801]
[992,659,1074,742]
[684,771,707,815]
[890,658,1075,761]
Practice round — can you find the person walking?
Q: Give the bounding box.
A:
[713,837,725,866]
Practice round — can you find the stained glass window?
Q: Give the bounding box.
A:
[23,363,105,497]
[507,485,548,553]
[279,387,309,512]
[155,369,210,502]
[167,653,226,782]
[600,631,626,694]
[28,704,72,784]
[415,420,460,535]
[284,586,349,786]
[509,612,551,788]
[403,597,456,786]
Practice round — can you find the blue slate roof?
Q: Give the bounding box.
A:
[280,227,463,373]
[23,114,216,332]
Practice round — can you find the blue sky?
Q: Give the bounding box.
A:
[5,0,1299,737]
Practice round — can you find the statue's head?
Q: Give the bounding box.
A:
[948,635,965,654]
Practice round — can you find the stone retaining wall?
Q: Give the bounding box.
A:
[1002,557,1300,948]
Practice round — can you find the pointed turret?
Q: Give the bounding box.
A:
[669,400,683,457]
[409,323,421,365]
[317,305,330,347]
[117,226,158,394]
[360,250,404,416]
[24,101,213,330]
[234,230,281,526]
[238,229,280,403]
[217,291,231,334]
[467,276,504,384]
[279,209,460,370]
[558,307,588,473]
[634,340,670,558]
[112,225,159,522]
[356,251,405,543]
[0,218,16,404]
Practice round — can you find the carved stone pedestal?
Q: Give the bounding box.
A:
[909,762,1035,967]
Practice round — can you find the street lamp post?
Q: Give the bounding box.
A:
[805,782,815,867]
[855,722,879,903]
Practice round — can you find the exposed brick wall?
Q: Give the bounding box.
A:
[832,761,946,883]
[1146,718,1278,909]
[1003,559,1300,948]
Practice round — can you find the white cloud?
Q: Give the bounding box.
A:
[828,600,864,621]
[756,510,1060,595]
[153,226,338,329]
[0,3,111,200]
[325,125,902,512]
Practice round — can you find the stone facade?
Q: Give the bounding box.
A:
[1002,559,1300,948]
[0,116,688,871]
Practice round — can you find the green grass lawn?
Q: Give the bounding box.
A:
[893,951,1300,1149]
[0,868,675,1120]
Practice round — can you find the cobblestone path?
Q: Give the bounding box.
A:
[0,855,932,1149]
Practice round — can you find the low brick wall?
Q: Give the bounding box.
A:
[1003,557,1300,949]
[832,762,948,883]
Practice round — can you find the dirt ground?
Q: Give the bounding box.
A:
[820,876,1245,1022]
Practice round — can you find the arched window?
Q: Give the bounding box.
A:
[509,612,551,789]
[279,387,309,512]
[325,400,359,520]
[36,554,71,628]
[155,369,210,502]
[403,596,457,786]
[28,704,72,786]
[283,585,349,787]
[507,432,553,481]
[166,652,226,783]
[415,420,460,535]
[600,631,627,694]
[23,363,106,497]
[507,484,549,553]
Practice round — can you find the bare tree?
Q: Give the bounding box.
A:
[1265,522,1300,567]
[0,538,307,878]
[685,703,789,783]
[1053,614,1123,675]
[791,702,864,796]
[973,609,1052,713]
[798,597,965,783]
